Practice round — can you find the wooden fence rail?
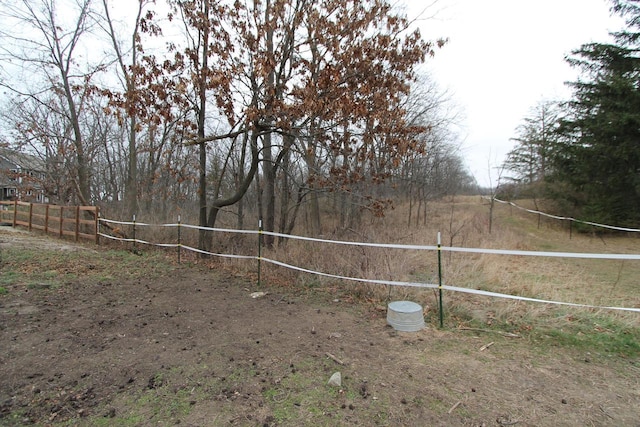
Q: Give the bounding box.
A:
[0,200,99,244]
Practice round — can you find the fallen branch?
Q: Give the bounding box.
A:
[599,405,614,420]
[325,352,345,366]
[448,401,462,414]
[458,327,521,338]
[479,342,495,351]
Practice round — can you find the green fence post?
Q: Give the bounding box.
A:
[258,219,263,287]
[437,232,444,328]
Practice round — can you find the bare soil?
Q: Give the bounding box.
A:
[0,227,639,426]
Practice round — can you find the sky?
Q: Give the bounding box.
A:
[405,0,625,187]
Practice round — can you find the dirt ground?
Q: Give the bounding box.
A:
[0,227,639,426]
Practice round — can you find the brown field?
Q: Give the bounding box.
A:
[1,196,639,426]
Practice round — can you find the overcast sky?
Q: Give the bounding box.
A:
[405,0,624,187]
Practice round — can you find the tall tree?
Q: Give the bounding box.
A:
[162,0,247,251]
[173,0,439,247]
[0,0,98,204]
[243,0,438,240]
[550,0,640,226]
[504,100,559,185]
[99,0,159,217]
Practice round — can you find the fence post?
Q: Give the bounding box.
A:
[74,205,80,241]
[177,215,181,264]
[95,207,100,245]
[28,202,33,231]
[59,206,64,237]
[44,204,49,234]
[257,219,263,287]
[132,215,137,251]
[437,232,444,328]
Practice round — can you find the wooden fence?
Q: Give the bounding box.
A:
[0,200,99,244]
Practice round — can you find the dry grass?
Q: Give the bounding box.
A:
[249,196,640,345]
[100,195,640,354]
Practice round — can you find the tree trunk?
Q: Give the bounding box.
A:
[125,114,138,217]
[206,131,260,229]
[60,66,90,204]
[198,140,209,252]
[236,133,249,230]
[262,133,276,247]
[261,0,276,248]
[197,1,210,253]
[278,140,291,244]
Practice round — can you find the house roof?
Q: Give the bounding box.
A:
[0,147,45,172]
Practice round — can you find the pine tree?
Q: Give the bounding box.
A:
[505,101,560,185]
[550,0,640,226]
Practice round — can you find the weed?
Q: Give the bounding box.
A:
[82,370,196,426]
[0,271,20,286]
[261,359,360,425]
[1,242,174,292]
[76,412,144,426]
[530,312,640,358]
[26,282,56,290]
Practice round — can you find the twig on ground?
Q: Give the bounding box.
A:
[447,400,462,414]
[599,405,614,419]
[458,327,521,338]
[325,352,345,365]
[479,342,495,351]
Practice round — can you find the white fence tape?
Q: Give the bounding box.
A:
[180,223,258,234]
[261,229,438,250]
[259,257,640,313]
[98,232,136,243]
[260,257,440,289]
[98,218,640,313]
[490,197,640,233]
[441,284,640,313]
[180,244,255,260]
[101,218,640,259]
[443,246,640,260]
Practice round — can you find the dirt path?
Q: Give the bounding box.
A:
[0,228,639,426]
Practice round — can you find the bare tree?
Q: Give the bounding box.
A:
[99,0,159,216]
[0,0,100,204]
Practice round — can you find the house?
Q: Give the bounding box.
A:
[0,147,48,203]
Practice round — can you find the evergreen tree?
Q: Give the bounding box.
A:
[505,101,560,185]
[550,0,640,226]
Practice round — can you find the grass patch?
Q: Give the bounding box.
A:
[446,302,640,358]
[530,312,640,358]
[77,414,145,427]
[0,271,20,286]
[80,368,199,426]
[262,359,366,426]
[263,377,334,424]
[0,244,175,290]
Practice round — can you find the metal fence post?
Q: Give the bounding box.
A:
[177,215,182,264]
[132,215,136,251]
[437,232,444,328]
[257,219,263,287]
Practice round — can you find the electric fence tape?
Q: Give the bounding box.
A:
[98,218,640,313]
